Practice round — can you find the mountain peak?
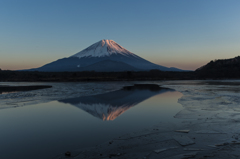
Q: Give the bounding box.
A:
[71,39,134,58]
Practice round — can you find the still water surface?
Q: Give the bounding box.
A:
[0,85,182,159]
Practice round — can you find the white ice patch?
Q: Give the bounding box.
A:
[161,82,240,121]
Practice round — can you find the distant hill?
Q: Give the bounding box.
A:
[196,56,240,78]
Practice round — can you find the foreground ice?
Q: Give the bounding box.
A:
[53,80,240,159]
[2,80,240,158]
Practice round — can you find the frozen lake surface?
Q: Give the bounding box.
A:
[2,80,240,159]
[0,82,183,159]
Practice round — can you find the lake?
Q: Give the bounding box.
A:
[0,83,183,159]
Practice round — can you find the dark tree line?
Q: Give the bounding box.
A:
[0,70,196,82]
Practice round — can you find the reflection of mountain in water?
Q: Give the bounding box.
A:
[59,84,174,121]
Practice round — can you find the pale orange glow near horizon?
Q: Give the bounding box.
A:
[156,61,206,71]
[0,59,49,70]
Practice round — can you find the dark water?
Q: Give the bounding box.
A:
[0,85,182,159]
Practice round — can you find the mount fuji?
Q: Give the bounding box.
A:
[27,39,183,72]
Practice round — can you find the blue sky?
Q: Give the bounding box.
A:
[1,0,240,70]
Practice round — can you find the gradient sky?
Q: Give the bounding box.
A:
[1,0,240,70]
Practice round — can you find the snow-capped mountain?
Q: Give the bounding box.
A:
[27,39,183,72]
[71,39,135,58]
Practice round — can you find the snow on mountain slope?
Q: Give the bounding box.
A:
[71,39,135,58]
